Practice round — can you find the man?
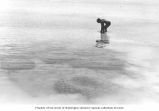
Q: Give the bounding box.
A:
[97,18,111,33]
[96,18,111,44]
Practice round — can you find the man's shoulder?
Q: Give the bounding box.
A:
[101,19,106,21]
[101,19,110,22]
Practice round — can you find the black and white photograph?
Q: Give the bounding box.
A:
[0,0,159,110]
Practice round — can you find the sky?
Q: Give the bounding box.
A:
[0,0,159,20]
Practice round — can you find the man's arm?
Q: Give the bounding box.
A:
[103,21,111,32]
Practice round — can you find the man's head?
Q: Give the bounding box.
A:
[97,18,101,23]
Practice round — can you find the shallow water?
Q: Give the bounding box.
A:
[0,0,159,105]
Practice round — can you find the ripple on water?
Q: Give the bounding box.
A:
[40,48,128,73]
[0,55,36,71]
[53,76,118,99]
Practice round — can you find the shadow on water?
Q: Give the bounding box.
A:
[0,42,141,103]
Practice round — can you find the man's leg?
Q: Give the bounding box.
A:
[101,33,109,44]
